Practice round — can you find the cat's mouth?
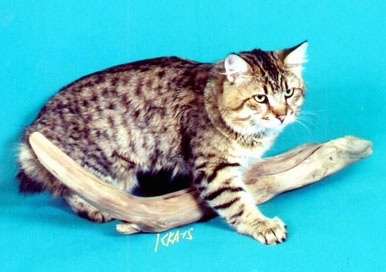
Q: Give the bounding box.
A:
[227,113,294,136]
[251,115,296,134]
[229,118,287,136]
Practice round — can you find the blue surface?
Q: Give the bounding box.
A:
[1,1,385,271]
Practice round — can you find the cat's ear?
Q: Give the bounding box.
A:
[224,54,252,84]
[280,41,308,76]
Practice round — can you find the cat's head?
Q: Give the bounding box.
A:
[218,41,307,136]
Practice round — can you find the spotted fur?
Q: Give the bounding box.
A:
[17,41,307,244]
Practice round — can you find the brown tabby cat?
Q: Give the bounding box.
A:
[17,41,308,245]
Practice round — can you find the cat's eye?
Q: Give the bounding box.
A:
[284,88,294,98]
[254,94,267,103]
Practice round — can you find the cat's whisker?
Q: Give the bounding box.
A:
[291,110,320,133]
[293,119,312,133]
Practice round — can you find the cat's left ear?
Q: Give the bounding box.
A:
[224,54,252,84]
[280,41,308,76]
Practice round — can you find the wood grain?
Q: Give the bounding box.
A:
[29,132,372,234]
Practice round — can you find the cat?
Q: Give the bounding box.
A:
[17,41,308,245]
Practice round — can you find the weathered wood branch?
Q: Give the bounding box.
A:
[29,132,372,234]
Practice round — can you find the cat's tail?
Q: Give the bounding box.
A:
[16,141,66,195]
[16,169,44,193]
[17,142,45,193]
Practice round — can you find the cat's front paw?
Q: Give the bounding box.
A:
[245,217,287,245]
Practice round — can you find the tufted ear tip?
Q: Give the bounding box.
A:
[281,41,308,76]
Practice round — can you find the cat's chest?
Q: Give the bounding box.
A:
[227,136,275,168]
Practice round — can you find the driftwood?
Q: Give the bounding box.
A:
[29,132,372,234]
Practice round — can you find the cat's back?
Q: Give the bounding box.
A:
[39,56,211,113]
[24,56,213,152]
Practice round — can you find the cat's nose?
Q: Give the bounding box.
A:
[272,106,287,123]
[277,115,286,123]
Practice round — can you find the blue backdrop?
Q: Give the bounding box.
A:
[1,1,385,271]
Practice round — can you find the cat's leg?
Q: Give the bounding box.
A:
[195,162,286,244]
[63,192,112,223]
[62,154,139,223]
[19,141,113,223]
[60,164,130,223]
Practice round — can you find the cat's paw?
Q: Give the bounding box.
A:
[247,217,287,245]
[77,209,112,223]
[116,222,142,234]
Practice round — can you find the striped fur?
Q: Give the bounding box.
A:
[17,42,307,244]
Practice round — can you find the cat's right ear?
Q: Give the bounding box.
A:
[224,54,252,84]
[281,41,308,76]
